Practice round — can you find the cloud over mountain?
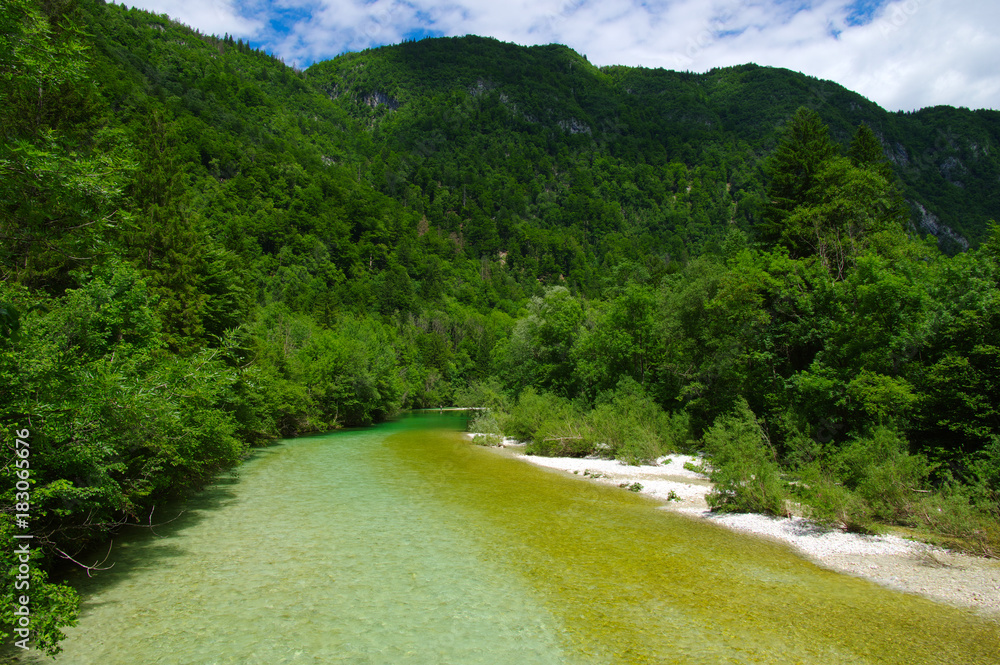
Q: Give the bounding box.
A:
[124,0,1000,112]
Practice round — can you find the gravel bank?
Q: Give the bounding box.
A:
[473,436,1000,618]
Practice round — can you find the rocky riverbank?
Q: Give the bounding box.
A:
[473,435,1000,618]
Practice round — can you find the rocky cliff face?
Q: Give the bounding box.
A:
[913,202,969,252]
[363,90,400,110]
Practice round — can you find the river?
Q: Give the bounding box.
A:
[22,412,999,664]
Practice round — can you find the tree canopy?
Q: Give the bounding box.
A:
[2,0,1000,652]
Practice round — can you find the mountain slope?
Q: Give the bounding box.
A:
[306,37,1000,253]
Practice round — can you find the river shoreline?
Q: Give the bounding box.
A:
[469,434,1000,619]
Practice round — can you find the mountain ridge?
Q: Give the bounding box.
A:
[304,35,998,251]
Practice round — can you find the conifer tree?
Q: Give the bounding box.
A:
[848,124,895,180]
[761,112,907,273]
[761,107,837,246]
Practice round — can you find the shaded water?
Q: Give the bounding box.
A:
[25,413,999,664]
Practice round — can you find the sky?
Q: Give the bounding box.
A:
[122,0,1000,112]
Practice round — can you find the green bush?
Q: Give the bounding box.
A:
[830,428,929,522]
[586,402,638,459]
[909,486,999,557]
[529,418,592,457]
[618,431,662,466]
[585,378,684,463]
[792,429,937,533]
[500,387,577,443]
[795,470,879,534]
[468,410,503,446]
[453,378,511,411]
[967,436,1000,512]
[663,410,698,453]
[703,399,788,516]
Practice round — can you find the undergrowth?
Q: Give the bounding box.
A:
[466,389,1000,557]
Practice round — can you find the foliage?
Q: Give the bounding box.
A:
[503,287,584,396]
[485,379,690,462]
[500,388,581,452]
[703,400,788,516]
[828,428,930,522]
[908,486,999,557]
[0,517,79,655]
[467,410,504,446]
[585,379,681,463]
[793,428,931,533]
[794,472,878,534]
[4,0,1000,651]
[0,0,135,288]
[762,107,838,247]
[572,283,663,399]
[452,378,511,410]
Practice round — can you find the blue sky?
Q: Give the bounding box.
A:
[124,0,1000,112]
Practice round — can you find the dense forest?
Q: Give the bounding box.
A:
[2,0,999,654]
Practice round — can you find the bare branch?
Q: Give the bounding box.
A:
[55,541,115,578]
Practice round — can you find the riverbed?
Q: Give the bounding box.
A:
[491,440,1000,617]
[19,413,1000,664]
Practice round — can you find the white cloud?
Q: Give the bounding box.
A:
[124,0,265,37]
[689,0,1000,111]
[124,0,1000,111]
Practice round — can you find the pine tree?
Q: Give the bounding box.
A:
[128,114,209,352]
[761,107,837,246]
[848,124,895,181]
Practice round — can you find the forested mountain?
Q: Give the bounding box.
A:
[2,0,999,654]
[307,35,1000,256]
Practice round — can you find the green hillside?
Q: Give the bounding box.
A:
[2,0,999,654]
[308,35,1000,255]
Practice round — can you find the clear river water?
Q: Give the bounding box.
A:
[22,412,999,664]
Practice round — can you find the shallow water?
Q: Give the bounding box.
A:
[24,412,1000,664]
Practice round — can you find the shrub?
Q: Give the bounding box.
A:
[830,427,929,522]
[501,388,585,455]
[501,388,561,441]
[795,470,879,534]
[910,486,999,557]
[586,378,682,463]
[618,431,662,466]
[663,410,698,454]
[703,399,788,516]
[792,428,938,533]
[529,418,592,457]
[967,436,1000,513]
[453,378,511,411]
[468,410,503,446]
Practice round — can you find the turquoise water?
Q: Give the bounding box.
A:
[24,413,1000,664]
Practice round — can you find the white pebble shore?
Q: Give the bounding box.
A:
[469,434,1000,617]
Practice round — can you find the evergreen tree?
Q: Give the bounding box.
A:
[848,124,895,181]
[761,107,837,248]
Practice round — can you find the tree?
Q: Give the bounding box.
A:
[572,283,661,397]
[848,124,894,181]
[503,287,584,396]
[0,0,134,288]
[912,225,1000,468]
[761,107,837,247]
[781,157,909,277]
[761,114,908,275]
